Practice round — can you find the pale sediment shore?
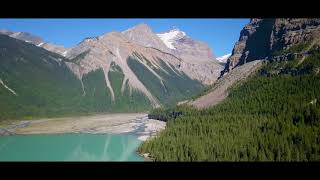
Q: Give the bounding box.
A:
[0,113,166,141]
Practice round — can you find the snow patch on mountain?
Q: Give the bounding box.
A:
[62,51,68,57]
[216,53,231,63]
[157,29,186,49]
[11,32,22,37]
[37,42,44,47]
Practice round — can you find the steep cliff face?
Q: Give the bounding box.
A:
[221,19,275,75]
[221,18,320,76]
[270,18,320,52]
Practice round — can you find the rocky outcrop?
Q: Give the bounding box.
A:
[270,19,320,52]
[221,19,275,75]
[221,18,320,76]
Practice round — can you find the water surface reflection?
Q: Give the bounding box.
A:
[0,134,144,161]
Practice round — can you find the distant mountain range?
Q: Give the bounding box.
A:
[0,24,223,119]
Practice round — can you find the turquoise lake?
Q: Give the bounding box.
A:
[0,134,144,161]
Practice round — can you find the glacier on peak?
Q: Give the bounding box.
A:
[156,28,186,49]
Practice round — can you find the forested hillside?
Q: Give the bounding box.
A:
[139,51,320,161]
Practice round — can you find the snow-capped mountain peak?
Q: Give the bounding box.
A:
[157,28,186,49]
[216,53,231,63]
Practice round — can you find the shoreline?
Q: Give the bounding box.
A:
[0,113,166,142]
[0,113,165,161]
[138,152,154,161]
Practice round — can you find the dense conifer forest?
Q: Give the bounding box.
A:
[138,51,320,161]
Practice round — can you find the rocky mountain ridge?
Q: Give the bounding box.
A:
[221,18,320,76]
[0,29,69,57]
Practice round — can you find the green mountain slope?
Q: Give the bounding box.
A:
[0,35,152,120]
[127,53,204,107]
[0,34,84,119]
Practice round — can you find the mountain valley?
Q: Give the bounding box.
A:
[1,19,320,162]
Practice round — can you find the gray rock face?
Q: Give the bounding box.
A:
[122,23,170,53]
[157,28,216,63]
[270,18,320,52]
[221,18,320,77]
[173,36,215,62]
[221,19,275,75]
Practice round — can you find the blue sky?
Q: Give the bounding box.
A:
[0,19,249,57]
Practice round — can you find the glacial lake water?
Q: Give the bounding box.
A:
[0,134,144,161]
